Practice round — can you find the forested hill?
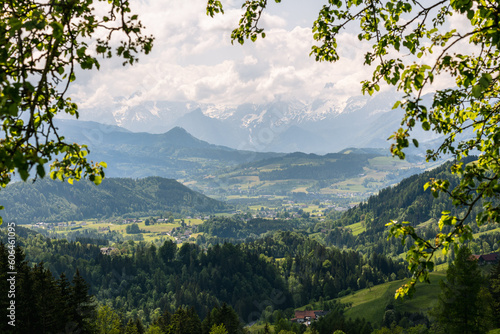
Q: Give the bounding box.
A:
[55,119,283,179]
[336,157,480,232]
[243,150,381,181]
[0,227,405,329]
[0,177,227,223]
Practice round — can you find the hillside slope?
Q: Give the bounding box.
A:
[55,119,283,179]
[0,177,227,223]
[191,148,430,201]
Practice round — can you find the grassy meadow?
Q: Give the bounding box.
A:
[48,218,204,244]
[295,272,445,326]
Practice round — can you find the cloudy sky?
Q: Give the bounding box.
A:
[71,0,378,110]
[69,0,472,114]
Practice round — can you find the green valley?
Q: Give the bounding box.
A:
[189,149,436,205]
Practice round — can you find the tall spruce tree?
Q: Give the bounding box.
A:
[32,263,58,332]
[96,305,122,334]
[489,260,500,328]
[124,319,139,334]
[71,269,97,333]
[432,246,493,334]
[54,273,73,329]
[13,246,38,333]
[201,303,242,334]
[154,309,172,333]
[0,244,98,333]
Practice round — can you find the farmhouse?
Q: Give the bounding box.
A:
[291,310,329,326]
[470,252,499,265]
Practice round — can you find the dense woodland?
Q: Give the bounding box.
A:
[3,0,500,331]
[3,227,500,334]
[0,177,227,223]
[197,217,309,241]
[1,226,407,333]
[320,158,500,258]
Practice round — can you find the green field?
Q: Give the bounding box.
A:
[341,272,445,324]
[295,272,445,326]
[346,222,366,236]
[246,323,275,333]
[50,218,204,245]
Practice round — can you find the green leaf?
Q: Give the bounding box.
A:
[479,73,492,88]
[472,85,482,98]
[37,164,46,178]
[19,168,29,181]
[427,261,434,271]
[415,74,424,88]
[93,175,102,185]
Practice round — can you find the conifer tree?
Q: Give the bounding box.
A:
[432,246,493,333]
[124,319,139,334]
[135,318,146,334]
[32,263,58,332]
[263,322,271,334]
[209,324,228,334]
[96,305,122,334]
[169,307,191,334]
[186,307,203,334]
[154,309,172,333]
[14,246,38,333]
[54,273,73,329]
[488,260,500,328]
[0,244,98,334]
[71,268,97,333]
[0,243,13,334]
[202,303,242,334]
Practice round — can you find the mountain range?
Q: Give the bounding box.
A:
[71,91,441,154]
[55,119,282,179]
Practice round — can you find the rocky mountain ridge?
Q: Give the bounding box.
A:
[70,91,441,154]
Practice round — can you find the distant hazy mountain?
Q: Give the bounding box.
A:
[0,177,228,223]
[72,91,442,154]
[54,119,283,179]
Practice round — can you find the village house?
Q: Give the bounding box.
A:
[100,247,117,255]
[470,252,499,265]
[291,310,329,326]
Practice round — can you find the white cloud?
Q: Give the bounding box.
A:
[71,0,375,112]
[243,55,258,65]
